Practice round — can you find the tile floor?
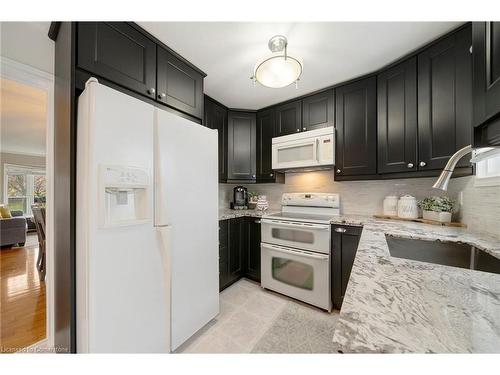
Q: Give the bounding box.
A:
[176,278,340,353]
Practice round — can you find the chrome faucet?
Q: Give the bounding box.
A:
[432,145,473,191]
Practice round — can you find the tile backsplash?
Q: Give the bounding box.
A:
[219,170,499,239]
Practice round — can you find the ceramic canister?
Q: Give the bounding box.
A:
[383,195,399,216]
[256,195,269,211]
[397,195,419,219]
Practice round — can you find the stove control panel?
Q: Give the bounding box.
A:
[281,193,340,208]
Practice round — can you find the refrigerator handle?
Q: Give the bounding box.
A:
[156,225,172,350]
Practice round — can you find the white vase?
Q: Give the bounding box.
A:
[256,195,269,211]
[423,210,452,223]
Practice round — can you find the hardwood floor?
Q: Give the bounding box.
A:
[1,238,46,353]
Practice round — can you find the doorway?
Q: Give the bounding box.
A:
[0,57,54,353]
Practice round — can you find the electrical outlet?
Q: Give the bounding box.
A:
[458,191,464,206]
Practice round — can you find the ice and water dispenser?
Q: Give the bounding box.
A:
[99,165,150,227]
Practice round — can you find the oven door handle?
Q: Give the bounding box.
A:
[261,219,330,230]
[264,244,330,260]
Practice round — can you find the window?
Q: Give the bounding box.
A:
[474,148,500,186]
[4,164,46,216]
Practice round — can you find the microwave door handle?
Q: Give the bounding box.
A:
[265,244,329,260]
[316,138,319,162]
[261,219,329,230]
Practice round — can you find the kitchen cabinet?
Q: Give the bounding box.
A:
[77,22,157,99]
[157,46,204,119]
[275,100,302,136]
[245,217,261,282]
[256,108,277,183]
[205,96,228,182]
[229,217,246,283]
[335,77,377,177]
[417,25,472,169]
[219,220,230,291]
[331,224,363,310]
[377,57,418,174]
[302,90,334,131]
[473,22,500,146]
[227,111,256,181]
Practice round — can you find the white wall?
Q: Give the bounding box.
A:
[219,171,499,239]
[0,22,54,74]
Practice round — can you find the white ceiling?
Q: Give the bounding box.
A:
[1,77,47,156]
[139,22,463,110]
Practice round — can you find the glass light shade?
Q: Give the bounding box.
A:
[254,55,302,88]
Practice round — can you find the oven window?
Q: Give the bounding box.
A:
[277,144,314,163]
[272,257,314,290]
[271,228,314,244]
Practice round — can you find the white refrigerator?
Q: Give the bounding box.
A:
[76,78,219,353]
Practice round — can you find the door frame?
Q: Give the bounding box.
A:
[1,56,55,351]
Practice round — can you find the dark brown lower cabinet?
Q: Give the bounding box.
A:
[331,225,363,309]
[219,217,262,291]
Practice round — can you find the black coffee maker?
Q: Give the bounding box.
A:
[232,186,248,210]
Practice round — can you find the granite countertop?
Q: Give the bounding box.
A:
[329,215,500,353]
[218,208,280,220]
[218,209,500,352]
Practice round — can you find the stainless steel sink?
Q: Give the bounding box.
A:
[385,235,500,275]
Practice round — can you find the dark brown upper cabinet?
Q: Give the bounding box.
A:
[275,100,302,136]
[377,57,418,174]
[473,22,500,147]
[227,111,256,181]
[335,77,377,177]
[302,90,334,131]
[417,25,472,170]
[204,96,228,182]
[256,108,276,182]
[157,46,204,119]
[77,22,157,99]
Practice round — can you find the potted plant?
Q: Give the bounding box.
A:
[418,196,456,223]
[248,192,258,210]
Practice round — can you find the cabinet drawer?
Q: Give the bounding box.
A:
[77,22,157,99]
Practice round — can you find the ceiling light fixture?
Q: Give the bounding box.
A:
[251,35,303,89]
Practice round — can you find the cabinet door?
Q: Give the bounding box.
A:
[275,100,302,136]
[219,220,230,291]
[473,22,500,146]
[302,90,334,131]
[335,77,377,177]
[205,97,228,182]
[229,218,245,282]
[377,57,418,174]
[157,46,204,119]
[256,108,276,182]
[227,111,256,181]
[245,218,261,282]
[418,25,472,170]
[77,22,157,99]
[331,225,362,310]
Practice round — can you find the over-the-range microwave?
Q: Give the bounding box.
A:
[272,127,335,172]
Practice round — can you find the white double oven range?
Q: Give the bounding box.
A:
[260,193,340,311]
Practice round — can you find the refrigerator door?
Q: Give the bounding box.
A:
[77,80,170,352]
[154,108,219,351]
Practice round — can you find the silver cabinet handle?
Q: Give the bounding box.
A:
[419,161,427,167]
[336,168,341,174]
[269,173,273,177]
[407,163,414,168]
[296,129,300,132]
[158,92,166,99]
[335,227,347,233]
[252,174,256,178]
[254,220,261,224]
[148,88,156,95]
[303,127,307,131]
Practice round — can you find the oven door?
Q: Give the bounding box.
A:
[261,218,331,254]
[261,243,331,311]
